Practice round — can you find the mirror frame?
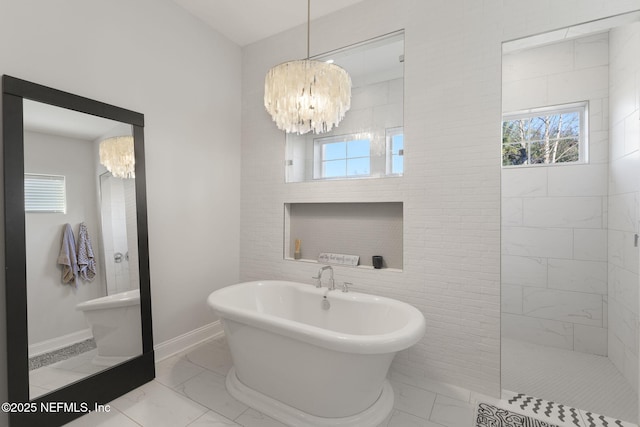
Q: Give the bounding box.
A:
[2,75,154,427]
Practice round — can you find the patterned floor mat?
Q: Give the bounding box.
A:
[476,402,559,427]
[477,392,636,427]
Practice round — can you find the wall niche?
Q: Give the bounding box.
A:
[284,202,403,270]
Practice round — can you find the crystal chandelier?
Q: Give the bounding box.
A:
[99,136,135,179]
[264,0,351,135]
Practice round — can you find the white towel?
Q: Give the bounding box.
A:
[77,222,96,282]
[57,223,78,285]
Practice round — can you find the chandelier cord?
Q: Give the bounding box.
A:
[306,0,310,59]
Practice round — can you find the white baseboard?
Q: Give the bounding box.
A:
[29,328,93,358]
[154,320,224,362]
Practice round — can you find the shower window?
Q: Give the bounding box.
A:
[502,102,587,167]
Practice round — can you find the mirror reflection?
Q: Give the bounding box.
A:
[285,31,404,182]
[24,100,142,399]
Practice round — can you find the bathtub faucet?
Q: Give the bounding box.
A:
[312,265,335,290]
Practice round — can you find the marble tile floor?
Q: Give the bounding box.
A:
[63,337,479,427]
[50,338,635,427]
[30,349,105,399]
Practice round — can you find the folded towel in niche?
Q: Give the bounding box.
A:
[57,223,78,285]
[77,222,96,282]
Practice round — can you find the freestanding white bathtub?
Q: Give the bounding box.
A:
[207,280,426,427]
[76,288,142,366]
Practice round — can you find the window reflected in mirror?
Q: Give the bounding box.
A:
[285,31,404,183]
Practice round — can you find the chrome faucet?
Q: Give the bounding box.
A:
[312,265,335,290]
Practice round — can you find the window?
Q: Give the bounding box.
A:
[387,127,404,175]
[314,135,371,179]
[24,174,66,213]
[502,102,587,167]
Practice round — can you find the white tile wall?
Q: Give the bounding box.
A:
[522,197,603,228]
[502,256,547,288]
[547,164,609,196]
[547,259,608,294]
[522,287,603,326]
[240,0,640,398]
[501,313,574,350]
[502,226,574,259]
[501,32,610,357]
[574,324,608,356]
[574,229,608,261]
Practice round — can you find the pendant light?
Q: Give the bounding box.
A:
[264,0,352,135]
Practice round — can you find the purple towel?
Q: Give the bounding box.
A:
[57,223,78,285]
[77,222,96,282]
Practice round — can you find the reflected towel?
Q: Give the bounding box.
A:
[57,223,78,285]
[77,222,96,282]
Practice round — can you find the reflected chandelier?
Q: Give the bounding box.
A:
[99,136,135,179]
[264,0,351,135]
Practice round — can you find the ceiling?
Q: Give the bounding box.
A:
[171,0,368,46]
[24,100,128,141]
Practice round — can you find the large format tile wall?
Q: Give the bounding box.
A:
[501,33,610,356]
[608,21,640,393]
[239,0,640,397]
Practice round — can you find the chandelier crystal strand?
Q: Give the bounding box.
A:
[264,60,351,134]
[99,136,135,179]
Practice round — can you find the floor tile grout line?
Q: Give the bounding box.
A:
[150,378,211,416]
[155,358,207,390]
[154,359,251,426]
[233,406,251,423]
[426,391,438,422]
[121,407,145,427]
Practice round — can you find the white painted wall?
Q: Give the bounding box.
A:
[608,21,640,393]
[240,0,640,396]
[0,0,241,424]
[501,33,610,356]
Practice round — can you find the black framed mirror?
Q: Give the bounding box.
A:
[2,75,154,427]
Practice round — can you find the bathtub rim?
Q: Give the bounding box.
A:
[76,288,140,311]
[207,280,425,355]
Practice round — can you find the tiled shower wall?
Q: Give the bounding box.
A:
[608,21,640,393]
[501,33,610,356]
[240,0,640,397]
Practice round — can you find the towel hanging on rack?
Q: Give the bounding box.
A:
[77,222,96,281]
[57,223,78,285]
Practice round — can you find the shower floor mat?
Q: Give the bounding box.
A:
[476,392,636,427]
[476,402,558,427]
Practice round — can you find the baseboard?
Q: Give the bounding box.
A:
[154,320,224,362]
[29,328,93,358]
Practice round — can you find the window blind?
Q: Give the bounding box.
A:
[24,174,66,213]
